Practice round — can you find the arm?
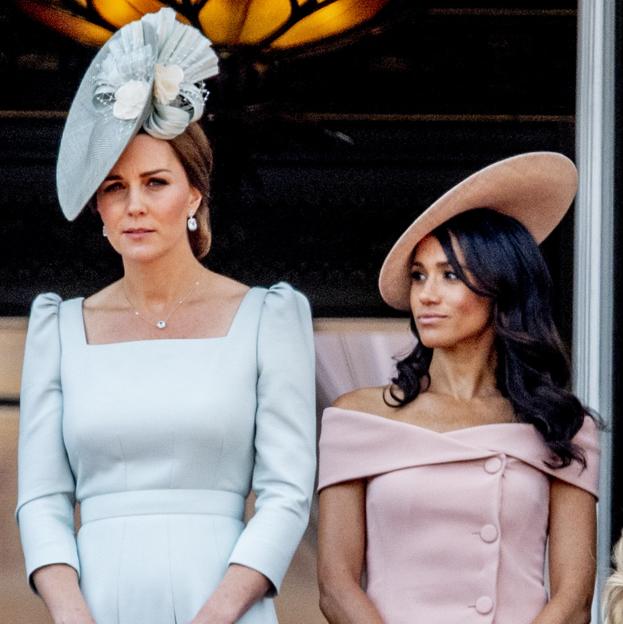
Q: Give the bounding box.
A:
[32,565,95,624]
[530,479,596,624]
[16,294,94,622]
[318,480,385,624]
[194,284,317,622]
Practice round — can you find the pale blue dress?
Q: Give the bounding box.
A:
[16,283,316,624]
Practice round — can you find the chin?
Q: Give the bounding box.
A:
[419,338,455,349]
[117,244,166,264]
[417,330,462,350]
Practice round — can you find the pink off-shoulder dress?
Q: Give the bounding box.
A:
[318,407,600,624]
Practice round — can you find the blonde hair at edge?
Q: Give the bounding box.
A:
[604,534,623,623]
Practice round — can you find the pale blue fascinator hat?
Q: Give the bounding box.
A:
[56,8,219,221]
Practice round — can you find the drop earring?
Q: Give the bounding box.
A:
[102,225,108,238]
[187,215,198,232]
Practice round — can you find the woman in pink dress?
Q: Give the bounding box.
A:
[317,153,600,624]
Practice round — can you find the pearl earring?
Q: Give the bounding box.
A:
[187,215,198,232]
[102,225,108,238]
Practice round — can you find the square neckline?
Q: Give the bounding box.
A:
[78,286,259,347]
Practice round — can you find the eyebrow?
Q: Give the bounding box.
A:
[412,260,454,269]
[103,168,172,181]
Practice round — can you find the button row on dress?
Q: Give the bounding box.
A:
[479,524,498,543]
[475,595,494,615]
[484,456,503,474]
[475,458,501,617]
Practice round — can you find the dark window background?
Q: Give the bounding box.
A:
[0,2,575,339]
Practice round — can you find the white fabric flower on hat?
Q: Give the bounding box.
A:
[113,80,151,120]
[154,63,184,105]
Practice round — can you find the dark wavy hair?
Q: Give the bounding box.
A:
[386,208,594,468]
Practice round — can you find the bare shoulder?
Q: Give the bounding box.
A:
[204,271,249,302]
[82,281,123,311]
[332,386,390,415]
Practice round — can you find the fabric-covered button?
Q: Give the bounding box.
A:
[480,524,498,543]
[484,457,502,474]
[475,596,494,614]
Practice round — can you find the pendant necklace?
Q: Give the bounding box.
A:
[122,278,201,330]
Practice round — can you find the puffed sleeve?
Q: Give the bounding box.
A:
[16,293,80,588]
[227,283,316,593]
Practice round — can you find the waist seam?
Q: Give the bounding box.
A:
[79,488,246,524]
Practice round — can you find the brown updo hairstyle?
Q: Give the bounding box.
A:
[90,122,214,260]
[167,122,213,259]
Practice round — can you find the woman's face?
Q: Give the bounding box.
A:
[410,234,493,349]
[96,134,201,264]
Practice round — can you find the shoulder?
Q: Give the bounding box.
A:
[257,282,312,324]
[330,388,453,425]
[261,281,309,304]
[24,294,65,360]
[27,293,64,337]
[332,386,388,414]
[253,283,314,371]
[82,281,122,311]
[204,272,250,302]
[540,416,601,499]
[30,292,63,314]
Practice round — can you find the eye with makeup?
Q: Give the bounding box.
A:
[147,177,168,188]
[410,268,461,283]
[100,181,123,194]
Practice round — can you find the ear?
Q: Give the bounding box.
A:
[188,186,202,214]
[94,200,105,220]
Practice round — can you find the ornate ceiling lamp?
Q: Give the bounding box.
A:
[16,0,394,52]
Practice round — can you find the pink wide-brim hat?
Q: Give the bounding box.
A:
[378,152,578,311]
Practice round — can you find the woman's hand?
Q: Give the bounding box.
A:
[190,563,271,624]
[530,479,596,624]
[32,564,96,624]
[51,607,96,624]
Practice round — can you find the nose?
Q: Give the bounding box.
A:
[418,276,441,304]
[126,184,147,216]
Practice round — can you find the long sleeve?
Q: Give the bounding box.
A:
[227,282,316,593]
[16,293,80,587]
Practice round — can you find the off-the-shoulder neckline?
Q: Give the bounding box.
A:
[325,405,534,436]
[78,286,259,347]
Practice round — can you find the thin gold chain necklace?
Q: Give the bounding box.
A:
[122,279,201,330]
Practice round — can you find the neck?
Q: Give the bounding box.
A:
[427,330,498,400]
[121,245,204,308]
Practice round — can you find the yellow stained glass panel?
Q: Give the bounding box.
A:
[272,0,391,48]
[198,0,250,45]
[16,0,113,47]
[237,1,291,45]
[126,0,168,14]
[18,0,390,50]
[91,0,145,29]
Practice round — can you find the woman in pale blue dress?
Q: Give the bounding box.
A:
[16,9,316,624]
